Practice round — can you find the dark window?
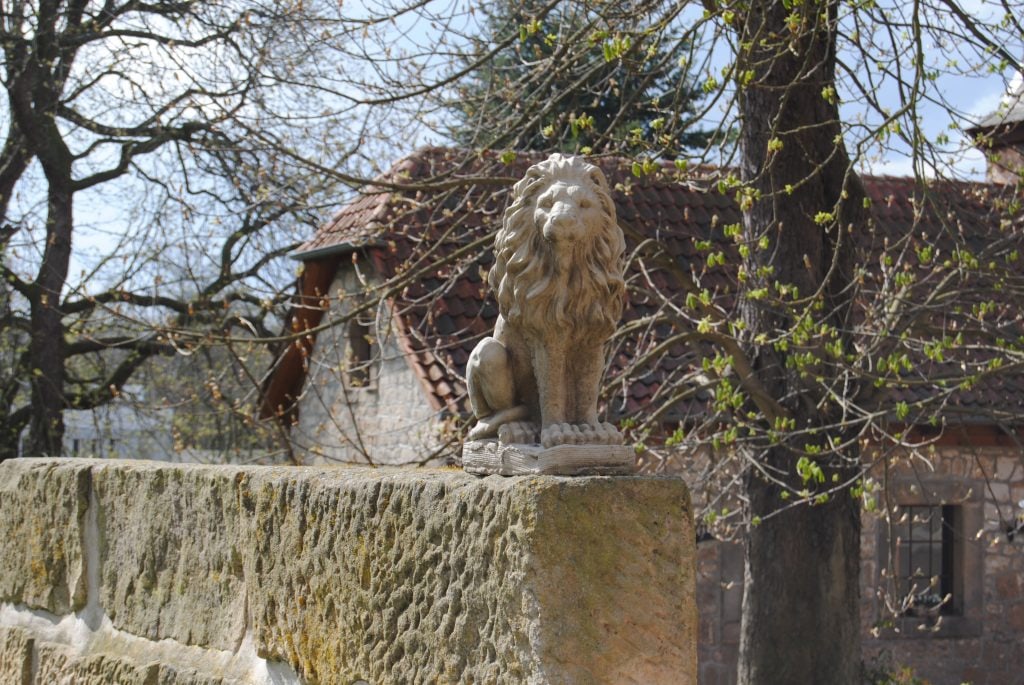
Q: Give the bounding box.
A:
[346,315,376,388]
[895,505,960,616]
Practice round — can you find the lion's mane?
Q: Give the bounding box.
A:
[489,154,626,338]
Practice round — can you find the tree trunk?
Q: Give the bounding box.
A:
[0,415,24,460]
[736,1,867,682]
[7,15,78,457]
[26,184,73,456]
[0,126,31,223]
[739,454,862,683]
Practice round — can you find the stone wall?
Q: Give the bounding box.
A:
[293,267,448,466]
[860,447,1024,685]
[986,142,1024,184]
[0,458,697,685]
[692,445,1024,685]
[693,540,742,685]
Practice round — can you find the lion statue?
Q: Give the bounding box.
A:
[466,153,626,448]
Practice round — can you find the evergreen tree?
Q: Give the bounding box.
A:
[450,0,710,156]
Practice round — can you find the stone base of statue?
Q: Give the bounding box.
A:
[462,440,637,476]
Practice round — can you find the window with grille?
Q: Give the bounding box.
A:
[895,505,961,617]
[875,479,983,639]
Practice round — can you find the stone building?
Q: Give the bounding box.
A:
[262,136,1024,682]
[969,74,1024,184]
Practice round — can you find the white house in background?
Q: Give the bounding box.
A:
[56,386,283,465]
[57,384,175,460]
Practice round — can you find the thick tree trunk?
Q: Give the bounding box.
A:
[26,184,73,456]
[736,1,867,682]
[739,454,862,683]
[7,11,78,456]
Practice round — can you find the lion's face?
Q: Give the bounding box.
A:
[532,179,605,251]
[491,153,625,334]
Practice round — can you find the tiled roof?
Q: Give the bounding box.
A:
[271,148,1024,426]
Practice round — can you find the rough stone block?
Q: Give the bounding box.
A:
[35,642,160,685]
[29,638,249,685]
[92,460,249,651]
[526,477,697,683]
[154,663,247,685]
[33,642,74,684]
[0,458,91,613]
[240,467,696,684]
[0,459,696,684]
[0,626,32,685]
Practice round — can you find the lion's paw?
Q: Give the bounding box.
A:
[498,421,539,445]
[541,422,624,447]
[541,423,577,448]
[576,422,624,445]
[594,422,624,445]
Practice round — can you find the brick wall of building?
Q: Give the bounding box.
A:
[695,539,742,685]
[987,143,1024,185]
[861,447,1024,685]
[694,446,1024,685]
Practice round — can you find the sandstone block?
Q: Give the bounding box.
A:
[0,459,696,684]
[240,467,696,685]
[154,663,248,685]
[28,636,248,685]
[92,460,249,651]
[0,458,91,613]
[527,477,698,683]
[35,642,161,685]
[0,626,32,685]
[32,642,74,684]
